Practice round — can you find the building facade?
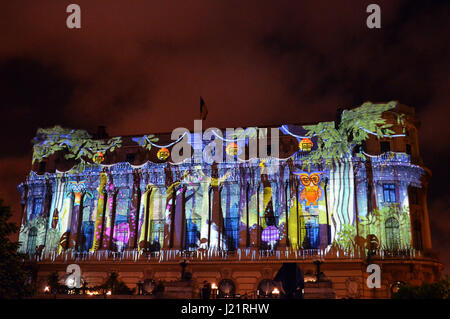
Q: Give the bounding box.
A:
[17,102,442,298]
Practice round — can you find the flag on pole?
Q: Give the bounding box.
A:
[200,96,208,120]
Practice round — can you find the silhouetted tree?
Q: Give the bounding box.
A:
[392,277,450,299]
[47,272,67,294]
[101,272,135,295]
[0,199,33,298]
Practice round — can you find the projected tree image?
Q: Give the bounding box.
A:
[301,101,405,170]
[19,101,426,265]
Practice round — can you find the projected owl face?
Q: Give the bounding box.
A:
[294,172,323,207]
[299,173,321,187]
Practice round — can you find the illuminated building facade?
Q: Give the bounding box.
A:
[17,102,442,298]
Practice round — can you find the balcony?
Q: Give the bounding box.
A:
[27,245,429,264]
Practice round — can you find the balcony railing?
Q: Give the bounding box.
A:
[25,246,426,263]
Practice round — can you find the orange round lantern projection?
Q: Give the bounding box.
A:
[157,147,170,161]
[226,142,239,156]
[299,138,313,152]
[93,151,104,164]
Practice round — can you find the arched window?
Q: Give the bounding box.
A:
[218,279,235,298]
[257,279,275,298]
[27,227,38,254]
[385,217,400,250]
[143,279,156,295]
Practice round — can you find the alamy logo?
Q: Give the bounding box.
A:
[366,264,381,288]
[366,4,381,29]
[65,264,82,288]
[170,120,280,169]
[66,4,81,29]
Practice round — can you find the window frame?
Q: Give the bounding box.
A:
[149,219,165,246]
[385,217,400,250]
[184,218,201,251]
[31,197,43,219]
[27,227,38,254]
[383,183,397,203]
[223,217,239,251]
[299,215,320,249]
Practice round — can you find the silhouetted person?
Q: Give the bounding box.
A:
[202,281,212,299]
[137,281,144,295]
[180,259,188,280]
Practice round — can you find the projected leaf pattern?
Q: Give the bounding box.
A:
[301,101,405,170]
[20,102,418,257]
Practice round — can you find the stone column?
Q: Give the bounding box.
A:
[68,182,85,249]
[101,181,117,250]
[108,190,118,251]
[128,169,141,249]
[173,185,185,250]
[92,172,107,251]
[208,186,213,247]
[43,179,53,248]
[256,182,261,248]
[239,182,250,248]
[420,175,432,250]
[163,163,174,249]
[143,186,153,249]
[74,192,85,251]
[365,159,377,213]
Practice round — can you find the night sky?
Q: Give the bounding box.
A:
[0,1,448,273]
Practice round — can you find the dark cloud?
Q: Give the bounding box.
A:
[0,0,448,272]
[0,57,76,157]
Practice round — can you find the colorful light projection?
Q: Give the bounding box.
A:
[295,172,323,207]
[288,170,328,250]
[261,226,280,248]
[20,101,421,256]
[93,151,104,164]
[299,138,313,152]
[32,126,122,172]
[91,172,107,251]
[19,151,420,256]
[137,184,165,250]
[225,142,239,156]
[157,147,170,161]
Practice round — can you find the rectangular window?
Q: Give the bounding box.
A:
[383,183,397,203]
[380,141,390,153]
[150,219,164,246]
[31,198,43,218]
[224,217,239,251]
[184,218,200,251]
[300,215,320,249]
